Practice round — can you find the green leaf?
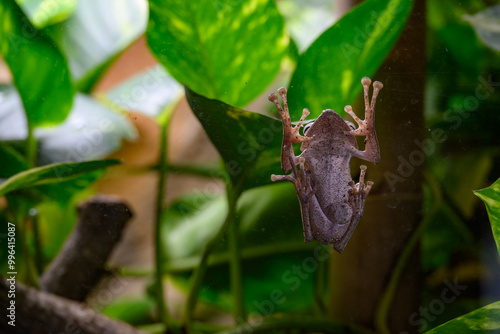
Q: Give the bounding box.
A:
[35,169,106,204]
[162,193,228,261]
[100,297,155,325]
[0,0,74,128]
[474,177,500,256]
[287,0,413,118]
[45,0,148,87]
[425,301,500,334]
[0,159,119,197]
[185,87,285,191]
[147,0,288,107]
[0,142,30,178]
[17,0,77,28]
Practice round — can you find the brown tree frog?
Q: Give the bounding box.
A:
[269,77,383,253]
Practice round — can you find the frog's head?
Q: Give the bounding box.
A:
[304,119,356,135]
[301,109,358,150]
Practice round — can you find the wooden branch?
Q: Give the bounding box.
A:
[0,277,145,334]
[40,195,133,301]
[329,1,426,333]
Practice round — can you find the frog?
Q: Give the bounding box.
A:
[268,77,383,253]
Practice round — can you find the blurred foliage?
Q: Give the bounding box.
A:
[16,0,78,29]
[162,183,316,314]
[101,296,157,326]
[463,5,500,51]
[0,0,500,333]
[0,0,74,129]
[288,0,412,118]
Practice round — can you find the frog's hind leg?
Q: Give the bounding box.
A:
[330,165,374,252]
[271,146,315,243]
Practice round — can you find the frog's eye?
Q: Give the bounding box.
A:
[345,121,356,131]
[303,122,313,135]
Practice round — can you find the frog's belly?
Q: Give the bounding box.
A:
[305,155,352,211]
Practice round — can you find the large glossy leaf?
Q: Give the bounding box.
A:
[106,65,183,120]
[185,87,285,191]
[0,159,119,196]
[163,183,318,313]
[147,0,289,107]
[0,0,74,128]
[474,178,500,256]
[425,301,500,334]
[0,86,137,164]
[45,0,148,87]
[17,0,77,29]
[287,0,412,118]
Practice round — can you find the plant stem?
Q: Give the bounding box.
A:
[154,117,170,329]
[26,125,37,165]
[165,163,224,179]
[227,185,246,323]
[182,183,242,333]
[31,214,44,275]
[374,172,442,334]
[314,245,328,316]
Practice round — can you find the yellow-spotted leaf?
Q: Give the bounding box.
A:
[147,0,288,107]
[474,177,500,256]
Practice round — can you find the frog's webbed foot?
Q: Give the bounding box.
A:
[345,77,382,164]
[344,77,383,136]
[348,165,374,212]
[269,88,313,172]
[269,88,312,144]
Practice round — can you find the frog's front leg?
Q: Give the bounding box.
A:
[269,88,312,172]
[344,77,382,164]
